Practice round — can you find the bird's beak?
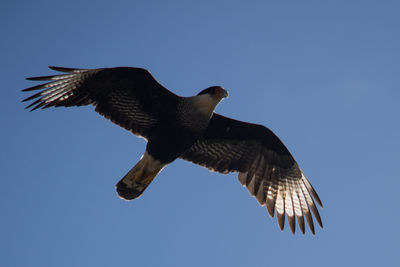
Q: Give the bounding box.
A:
[221,89,229,98]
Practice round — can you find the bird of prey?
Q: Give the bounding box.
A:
[23,66,323,234]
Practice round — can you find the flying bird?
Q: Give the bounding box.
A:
[23,66,323,234]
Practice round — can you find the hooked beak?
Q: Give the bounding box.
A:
[216,88,228,99]
[221,89,229,98]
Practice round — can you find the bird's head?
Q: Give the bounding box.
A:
[189,86,228,117]
[197,86,228,100]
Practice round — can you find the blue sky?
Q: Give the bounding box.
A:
[1,0,399,266]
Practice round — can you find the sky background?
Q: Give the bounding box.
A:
[1,0,399,266]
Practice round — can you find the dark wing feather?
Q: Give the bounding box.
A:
[23,66,180,139]
[180,114,323,234]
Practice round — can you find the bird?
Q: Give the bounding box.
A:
[22,66,323,234]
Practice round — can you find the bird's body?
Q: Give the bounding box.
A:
[117,91,224,199]
[23,66,323,234]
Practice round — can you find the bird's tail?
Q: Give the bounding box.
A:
[116,152,164,200]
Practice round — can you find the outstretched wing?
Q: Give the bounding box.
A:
[180,113,323,234]
[22,66,181,140]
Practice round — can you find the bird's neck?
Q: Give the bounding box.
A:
[186,94,221,118]
[177,95,221,130]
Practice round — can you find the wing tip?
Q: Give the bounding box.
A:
[288,216,296,234]
[277,212,285,231]
[266,202,275,218]
[25,66,85,82]
[302,174,323,208]
[48,66,87,73]
[49,66,70,72]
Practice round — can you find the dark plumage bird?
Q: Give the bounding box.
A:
[23,66,323,234]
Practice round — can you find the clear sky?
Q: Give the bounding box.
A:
[1,0,399,266]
